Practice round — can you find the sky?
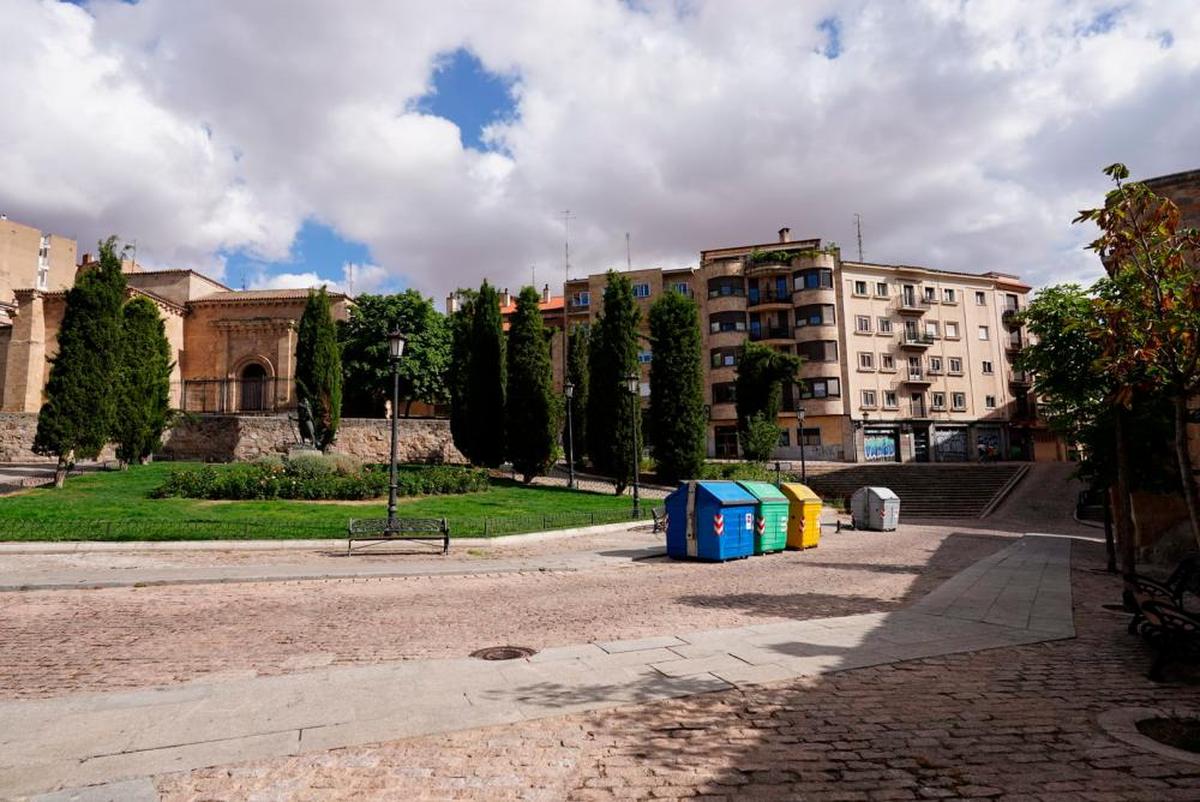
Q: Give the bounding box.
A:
[2,0,1197,301]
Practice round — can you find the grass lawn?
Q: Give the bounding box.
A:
[0,463,640,541]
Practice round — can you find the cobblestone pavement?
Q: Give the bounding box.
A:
[155,539,1200,802]
[0,522,1014,699]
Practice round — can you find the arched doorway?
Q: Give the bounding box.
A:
[239,363,269,412]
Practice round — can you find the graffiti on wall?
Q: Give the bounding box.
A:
[864,431,897,462]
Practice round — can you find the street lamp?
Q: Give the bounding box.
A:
[625,372,641,519]
[386,330,406,528]
[796,405,807,484]
[564,381,576,489]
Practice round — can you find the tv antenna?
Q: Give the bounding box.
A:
[626,232,632,270]
[854,213,864,262]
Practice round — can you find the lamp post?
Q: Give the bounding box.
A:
[386,330,406,528]
[564,381,576,489]
[796,406,807,484]
[625,372,641,519]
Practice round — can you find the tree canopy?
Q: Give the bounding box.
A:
[506,286,560,481]
[564,324,590,469]
[587,271,641,491]
[295,286,342,448]
[113,296,174,467]
[734,340,800,461]
[648,290,706,483]
[465,281,507,467]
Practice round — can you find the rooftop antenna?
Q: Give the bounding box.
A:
[560,209,575,381]
[854,213,864,262]
[129,238,137,271]
[347,263,355,296]
[531,264,536,288]
[626,232,632,270]
[560,210,574,280]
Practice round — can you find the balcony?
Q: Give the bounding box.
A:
[746,288,792,310]
[899,334,935,350]
[1005,336,1024,356]
[1002,307,1021,329]
[903,368,932,385]
[1010,371,1032,388]
[749,326,792,343]
[898,298,931,315]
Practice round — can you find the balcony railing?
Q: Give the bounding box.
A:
[747,288,791,305]
[903,368,931,383]
[749,326,792,342]
[900,334,935,348]
[898,298,930,314]
[179,378,290,414]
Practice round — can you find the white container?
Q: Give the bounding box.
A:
[850,486,900,531]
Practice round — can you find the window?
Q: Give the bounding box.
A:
[875,282,889,297]
[799,427,822,446]
[632,283,650,299]
[708,278,745,298]
[978,325,990,341]
[985,395,996,409]
[928,356,943,374]
[981,360,994,375]
[795,304,835,327]
[884,391,898,409]
[795,269,833,291]
[798,340,838,362]
[637,350,652,364]
[942,288,957,303]
[711,348,740,368]
[709,312,747,333]
[853,280,869,296]
[948,357,963,374]
[880,353,895,371]
[572,290,591,307]
[924,321,940,338]
[861,390,878,408]
[712,382,737,404]
[799,378,840,399]
[777,428,791,447]
[945,321,959,339]
[954,392,968,410]
[858,352,875,370]
[37,235,50,290]
[673,282,690,296]
[975,291,986,305]
[923,286,937,302]
[877,317,893,334]
[855,315,872,333]
[931,392,946,410]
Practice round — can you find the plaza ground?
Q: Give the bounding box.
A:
[2,464,1198,800]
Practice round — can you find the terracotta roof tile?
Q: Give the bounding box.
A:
[189,288,350,304]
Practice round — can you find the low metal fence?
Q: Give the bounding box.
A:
[177,378,290,414]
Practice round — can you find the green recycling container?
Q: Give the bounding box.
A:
[736,481,789,554]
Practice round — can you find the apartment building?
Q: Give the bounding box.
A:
[0,216,77,320]
[555,228,1041,463]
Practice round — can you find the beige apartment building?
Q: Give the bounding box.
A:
[559,228,1048,463]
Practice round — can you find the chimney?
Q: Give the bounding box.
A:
[501,288,511,307]
[445,292,459,315]
[542,283,551,304]
[778,227,791,243]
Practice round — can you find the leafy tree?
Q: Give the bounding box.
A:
[447,289,477,459]
[295,287,342,449]
[587,271,641,492]
[33,236,127,486]
[339,291,450,418]
[506,286,560,481]
[467,281,506,467]
[564,324,590,469]
[1076,163,1200,550]
[648,290,706,483]
[734,341,801,462]
[113,296,174,467]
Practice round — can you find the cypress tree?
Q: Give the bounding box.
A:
[113,296,174,467]
[648,290,706,483]
[448,289,477,460]
[295,286,342,449]
[564,324,590,469]
[735,341,801,461]
[467,281,506,467]
[586,271,641,492]
[33,236,127,487]
[506,286,560,482]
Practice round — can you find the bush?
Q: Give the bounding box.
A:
[698,462,776,482]
[153,457,488,501]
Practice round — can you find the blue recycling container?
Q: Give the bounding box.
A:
[664,481,757,562]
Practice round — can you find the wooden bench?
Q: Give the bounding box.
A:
[651,506,667,534]
[347,517,449,555]
[1138,600,1200,681]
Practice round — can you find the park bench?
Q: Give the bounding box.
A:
[1123,554,1200,635]
[347,517,450,555]
[1137,600,1200,681]
[651,505,667,534]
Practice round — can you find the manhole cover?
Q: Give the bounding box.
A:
[470,645,537,661]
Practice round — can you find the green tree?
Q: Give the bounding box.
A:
[1076,163,1200,549]
[339,291,450,418]
[587,271,641,492]
[506,286,560,481]
[564,324,590,469]
[447,289,477,460]
[33,236,127,487]
[295,287,342,449]
[648,290,706,483]
[467,281,506,467]
[735,340,801,462]
[113,296,174,468]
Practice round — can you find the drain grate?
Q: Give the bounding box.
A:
[470,645,537,661]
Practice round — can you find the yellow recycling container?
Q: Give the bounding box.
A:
[779,482,823,549]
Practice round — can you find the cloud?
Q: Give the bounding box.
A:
[2,0,1198,298]
[247,261,394,297]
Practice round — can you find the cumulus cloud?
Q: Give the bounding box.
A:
[247,261,394,297]
[2,0,1197,296]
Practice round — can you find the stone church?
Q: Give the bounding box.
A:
[0,216,351,416]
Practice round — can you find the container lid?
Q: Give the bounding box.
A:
[696,480,758,504]
[779,482,821,502]
[860,486,899,500]
[736,481,788,502]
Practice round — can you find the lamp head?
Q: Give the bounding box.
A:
[388,329,406,360]
[564,381,575,399]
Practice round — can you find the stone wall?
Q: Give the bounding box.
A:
[0,412,117,462]
[159,415,465,464]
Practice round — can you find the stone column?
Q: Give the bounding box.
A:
[2,290,46,412]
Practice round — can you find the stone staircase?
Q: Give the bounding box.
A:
[805,463,1029,519]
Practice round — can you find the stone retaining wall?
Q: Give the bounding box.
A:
[0,412,465,465]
